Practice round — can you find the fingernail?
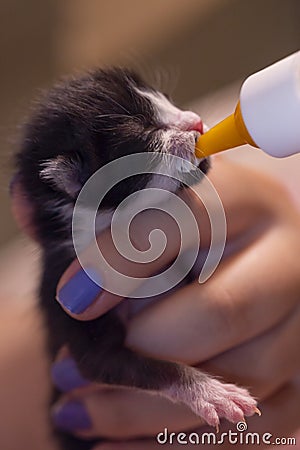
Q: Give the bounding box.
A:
[52,400,92,431]
[51,358,90,392]
[57,268,103,314]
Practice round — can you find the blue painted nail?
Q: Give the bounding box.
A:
[57,268,103,314]
[51,358,90,392]
[52,400,92,432]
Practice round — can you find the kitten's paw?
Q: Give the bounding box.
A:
[164,374,259,430]
[201,379,259,426]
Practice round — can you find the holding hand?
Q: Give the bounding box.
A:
[48,157,300,446]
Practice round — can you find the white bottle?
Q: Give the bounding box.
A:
[195,51,300,158]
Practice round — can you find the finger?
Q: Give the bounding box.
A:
[51,355,91,393]
[126,221,300,363]
[56,199,198,320]
[200,304,300,399]
[92,379,300,449]
[52,386,203,440]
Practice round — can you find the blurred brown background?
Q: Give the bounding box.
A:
[0,2,299,449]
[1,0,299,248]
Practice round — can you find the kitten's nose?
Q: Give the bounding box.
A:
[180,112,203,134]
[187,120,203,134]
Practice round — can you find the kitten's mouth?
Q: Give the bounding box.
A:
[159,127,209,175]
[176,131,207,170]
[180,130,210,174]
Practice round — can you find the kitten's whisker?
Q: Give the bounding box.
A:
[96,113,132,119]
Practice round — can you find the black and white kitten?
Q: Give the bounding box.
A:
[14,68,258,449]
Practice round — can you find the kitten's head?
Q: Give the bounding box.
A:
[16,68,209,241]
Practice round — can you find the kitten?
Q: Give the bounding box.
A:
[14,68,259,449]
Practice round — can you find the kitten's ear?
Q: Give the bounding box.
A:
[39,155,84,198]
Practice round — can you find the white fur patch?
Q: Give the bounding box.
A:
[135,88,202,131]
[135,87,204,173]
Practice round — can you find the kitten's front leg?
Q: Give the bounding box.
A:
[66,324,259,431]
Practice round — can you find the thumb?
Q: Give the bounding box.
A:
[56,202,199,320]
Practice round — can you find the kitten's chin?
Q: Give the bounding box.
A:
[175,156,210,191]
[198,157,210,174]
[177,153,210,175]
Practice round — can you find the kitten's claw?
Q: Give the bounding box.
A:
[254,407,262,416]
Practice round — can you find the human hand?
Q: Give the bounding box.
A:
[50,157,300,445]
